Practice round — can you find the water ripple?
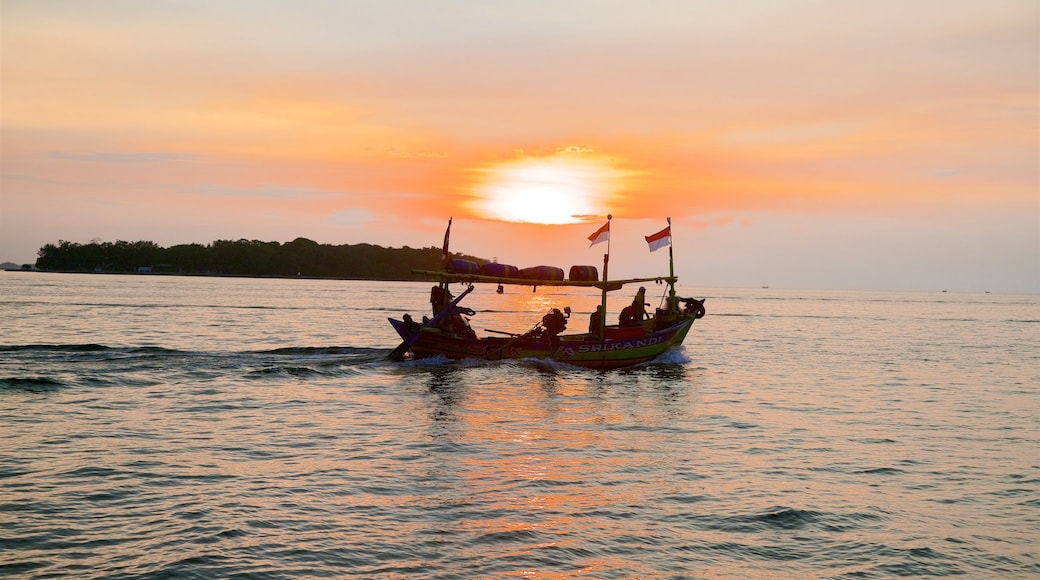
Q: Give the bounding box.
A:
[1,278,1037,577]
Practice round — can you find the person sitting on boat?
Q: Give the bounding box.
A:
[542,308,567,336]
[619,300,642,327]
[449,312,477,340]
[588,305,604,334]
[402,313,421,332]
[541,308,569,350]
[430,285,450,316]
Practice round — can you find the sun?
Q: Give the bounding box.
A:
[468,153,628,224]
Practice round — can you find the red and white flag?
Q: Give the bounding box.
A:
[645,226,671,252]
[588,221,610,247]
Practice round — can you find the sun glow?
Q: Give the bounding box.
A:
[468,153,629,224]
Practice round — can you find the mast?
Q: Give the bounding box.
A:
[437,217,453,314]
[666,216,677,309]
[598,214,611,340]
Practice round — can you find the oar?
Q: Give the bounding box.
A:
[388,285,475,360]
[485,320,543,360]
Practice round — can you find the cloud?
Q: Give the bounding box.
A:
[683,215,734,229]
[328,208,373,227]
[382,147,449,159]
[49,151,200,164]
[557,145,594,154]
[193,185,339,200]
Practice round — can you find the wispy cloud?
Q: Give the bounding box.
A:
[49,151,200,164]
[328,208,373,227]
[192,185,339,200]
[2,1,1035,290]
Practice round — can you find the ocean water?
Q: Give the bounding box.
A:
[1,272,1037,579]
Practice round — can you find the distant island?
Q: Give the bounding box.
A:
[29,238,488,280]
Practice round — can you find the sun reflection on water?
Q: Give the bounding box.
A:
[403,362,693,575]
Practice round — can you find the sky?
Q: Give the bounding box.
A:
[2,0,1038,292]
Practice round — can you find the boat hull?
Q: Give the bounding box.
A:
[388,317,695,369]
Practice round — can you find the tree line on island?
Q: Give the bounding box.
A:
[34,238,488,280]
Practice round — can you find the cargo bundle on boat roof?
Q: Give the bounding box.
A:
[569,265,599,282]
[447,258,480,275]
[520,265,564,281]
[480,262,519,278]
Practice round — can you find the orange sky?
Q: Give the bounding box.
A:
[1,1,1037,291]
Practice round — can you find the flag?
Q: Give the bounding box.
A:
[645,226,671,252]
[588,221,610,247]
[441,217,452,262]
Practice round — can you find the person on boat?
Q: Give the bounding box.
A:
[402,313,421,332]
[542,308,567,335]
[619,301,641,326]
[450,312,477,340]
[588,305,604,334]
[541,308,568,350]
[430,285,450,316]
[633,286,649,321]
[428,284,478,337]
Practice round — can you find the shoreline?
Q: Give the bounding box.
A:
[2,269,422,283]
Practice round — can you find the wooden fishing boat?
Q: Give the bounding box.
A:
[387,217,706,369]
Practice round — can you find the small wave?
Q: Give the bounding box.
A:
[127,346,184,354]
[243,347,392,378]
[728,421,758,430]
[708,507,822,533]
[863,546,966,577]
[651,347,691,365]
[856,467,907,475]
[0,562,45,577]
[471,528,543,545]
[0,344,111,353]
[749,507,822,530]
[711,506,885,534]
[246,366,325,379]
[0,377,66,392]
[59,465,125,479]
[0,344,191,361]
[254,346,382,357]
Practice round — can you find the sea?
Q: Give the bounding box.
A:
[1,272,1037,579]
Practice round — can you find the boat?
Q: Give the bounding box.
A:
[387,216,706,369]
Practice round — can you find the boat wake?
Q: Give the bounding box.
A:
[390,346,692,372]
[0,343,397,391]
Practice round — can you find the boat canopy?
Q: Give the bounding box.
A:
[411,269,677,292]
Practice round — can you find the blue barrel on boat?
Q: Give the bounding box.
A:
[480,262,519,278]
[568,265,599,282]
[520,265,565,281]
[448,258,480,275]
